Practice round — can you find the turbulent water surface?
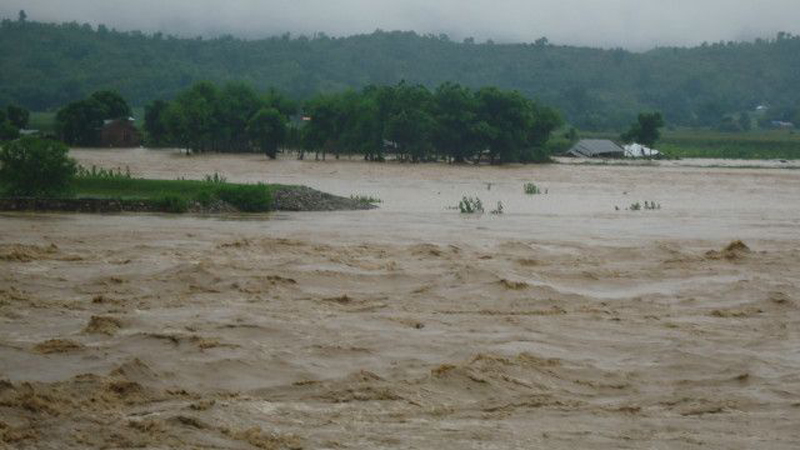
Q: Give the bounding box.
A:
[1,148,799,449]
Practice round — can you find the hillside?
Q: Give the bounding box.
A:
[2,18,799,130]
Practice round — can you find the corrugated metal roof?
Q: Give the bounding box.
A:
[566,139,625,157]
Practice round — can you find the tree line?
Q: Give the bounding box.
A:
[144,81,563,163]
[2,18,800,130]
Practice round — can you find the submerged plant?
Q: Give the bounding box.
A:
[524,182,547,195]
[490,201,504,215]
[459,196,484,214]
[626,201,661,211]
[350,194,382,204]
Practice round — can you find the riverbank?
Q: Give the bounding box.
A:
[0,179,376,214]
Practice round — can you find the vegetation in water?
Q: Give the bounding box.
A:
[490,201,504,215]
[523,183,548,195]
[458,196,484,214]
[143,80,561,164]
[350,195,382,204]
[624,201,661,211]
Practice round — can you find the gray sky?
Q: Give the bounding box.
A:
[3,0,800,49]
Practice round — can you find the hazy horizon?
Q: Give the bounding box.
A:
[3,0,800,50]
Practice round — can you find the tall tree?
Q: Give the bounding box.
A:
[621,112,665,147]
[247,107,287,158]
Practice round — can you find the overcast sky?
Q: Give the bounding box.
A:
[3,0,800,50]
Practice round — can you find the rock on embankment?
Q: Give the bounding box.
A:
[272,186,377,211]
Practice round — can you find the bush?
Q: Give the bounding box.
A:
[0,137,76,196]
[153,194,189,213]
[459,196,484,213]
[215,184,272,212]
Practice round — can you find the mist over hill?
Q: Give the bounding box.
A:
[2,18,799,130]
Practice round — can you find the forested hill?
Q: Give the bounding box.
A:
[2,18,800,130]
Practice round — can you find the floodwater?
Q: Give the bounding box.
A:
[1,148,799,449]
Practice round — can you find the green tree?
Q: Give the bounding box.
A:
[6,104,29,129]
[621,112,665,147]
[247,107,286,158]
[56,98,105,145]
[0,137,76,196]
[56,91,132,145]
[432,82,480,163]
[0,120,19,141]
[144,99,170,146]
[89,90,132,119]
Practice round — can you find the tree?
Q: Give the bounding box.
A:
[432,82,480,163]
[621,112,664,147]
[56,91,132,145]
[247,107,286,158]
[144,100,170,146]
[0,120,19,141]
[18,10,26,23]
[0,137,76,196]
[90,91,131,119]
[6,104,30,129]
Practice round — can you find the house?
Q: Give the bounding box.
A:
[99,117,141,147]
[623,143,662,158]
[565,139,625,158]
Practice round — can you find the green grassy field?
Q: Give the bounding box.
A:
[580,129,800,160]
[68,175,278,212]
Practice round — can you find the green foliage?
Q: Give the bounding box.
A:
[70,175,275,212]
[0,136,76,196]
[298,81,560,163]
[153,194,189,213]
[213,184,272,212]
[5,104,29,129]
[248,107,286,158]
[56,90,132,145]
[154,81,290,154]
[458,196,484,214]
[490,201,504,215]
[4,20,800,130]
[0,120,18,141]
[350,194,382,204]
[621,112,664,147]
[523,183,547,195]
[76,164,131,179]
[626,201,661,211]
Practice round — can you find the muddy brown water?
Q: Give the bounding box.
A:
[1,148,799,449]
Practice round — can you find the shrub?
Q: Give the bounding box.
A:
[153,194,189,213]
[215,184,272,212]
[0,137,76,196]
[524,183,546,195]
[459,196,484,214]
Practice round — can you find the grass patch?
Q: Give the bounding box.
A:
[68,176,277,212]
[350,194,382,204]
